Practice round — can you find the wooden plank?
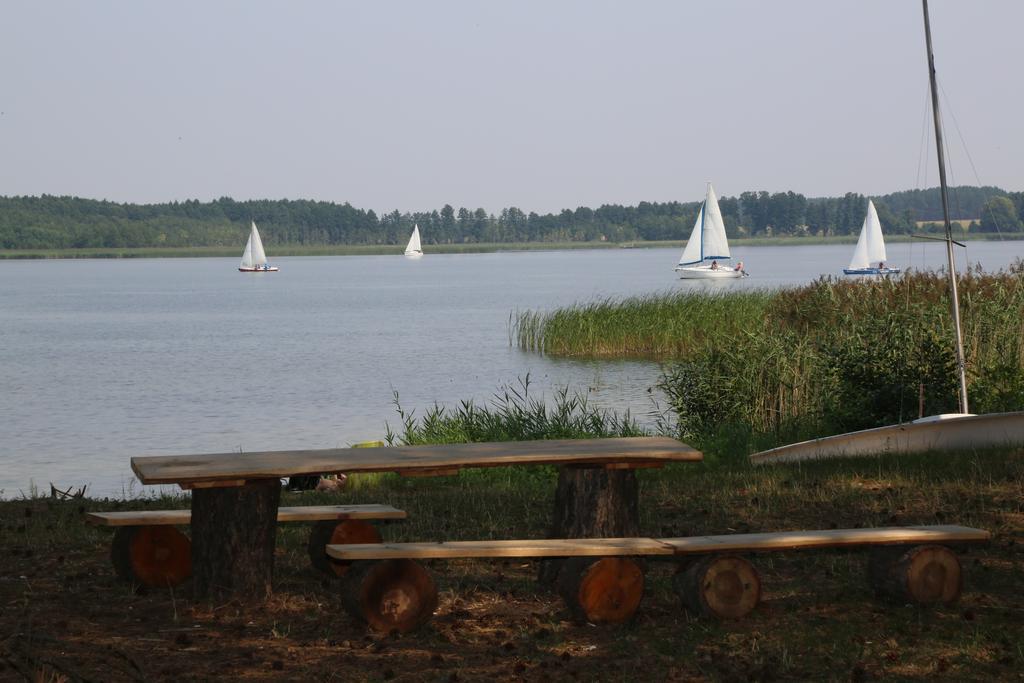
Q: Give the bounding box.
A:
[658,525,991,554]
[325,525,990,561]
[273,505,406,522]
[397,467,461,477]
[600,462,664,471]
[327,537,676,561]
[86,510,193,526]
[85,504,407,527]
[131,437,702,487]
[180,479,246,490]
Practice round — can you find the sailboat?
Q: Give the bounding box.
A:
[750,0,1024,465]
[238,221,278,273]
[674,183,747,278]
[404,224,423,258]
[843,200,900,275]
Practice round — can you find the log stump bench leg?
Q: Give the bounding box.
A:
[539,466,640,585]
[341,559,438,633]
[308,519,383,577]
[868,544,963,605]
[674,554,761,619]
[557,556,645,624]
[191,478,281,599]
[111,525,192,587]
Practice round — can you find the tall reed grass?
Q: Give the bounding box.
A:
[513,290,773,358]
[514,263,1024,452]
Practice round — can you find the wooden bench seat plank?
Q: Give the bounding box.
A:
[130,437,702,487]
[326,525,990,561]
[327,537,676,561]
[86,504,406,527]
[658,525,990,554]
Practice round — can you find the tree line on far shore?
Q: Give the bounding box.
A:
[1,185,1021,251]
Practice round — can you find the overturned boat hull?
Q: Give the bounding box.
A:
[750,412,1024,465]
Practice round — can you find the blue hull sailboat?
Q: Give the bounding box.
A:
[843,200,899,275]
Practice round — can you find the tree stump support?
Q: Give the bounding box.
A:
[341,559,438,633]
[190,477,281,600]
[308,519,383,577]
[110,525,192,588]
[868,544,963,605]
[557,556,645,624]
[674,554,761,619]
[539,466,640,585]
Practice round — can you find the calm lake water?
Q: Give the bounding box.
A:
[2,240,1021,499]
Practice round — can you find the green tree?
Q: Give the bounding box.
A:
[439,204,456,243]
[978,196,1022,233]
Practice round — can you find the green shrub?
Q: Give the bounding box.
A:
[653,266,1024,451]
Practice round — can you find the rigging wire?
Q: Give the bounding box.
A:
[938,80,984,188]
[939,79,1007,241]
[915,86,932,190]
[903,90,934,419]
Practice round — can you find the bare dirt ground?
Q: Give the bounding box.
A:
[2,457,1023,681]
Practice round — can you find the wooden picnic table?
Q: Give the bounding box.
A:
[130,437,702,598]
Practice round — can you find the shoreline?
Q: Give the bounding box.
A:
[3,233,1023,260]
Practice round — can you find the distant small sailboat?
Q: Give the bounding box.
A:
[843,200,899,275]
[674,183,747,279]
[238,221,278,272]
[404,224,423,258]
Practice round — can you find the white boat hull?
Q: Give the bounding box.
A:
[843,267,901,276]
[750,411,1024,464]
[239,266,279,272]
[675,265,746,279]
[404,251,423,259]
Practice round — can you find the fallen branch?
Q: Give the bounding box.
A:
[49,483,88,499]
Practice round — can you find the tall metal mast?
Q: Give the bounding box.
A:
[921,0,970,413]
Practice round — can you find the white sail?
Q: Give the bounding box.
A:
[404,224,423,256]
[250,221,268,266]
[847,200,887,270]
[677,205,704,266]
[701,184,731,261]
[677,183,731,267]
[240,232,255,269]
[239,221,276,271]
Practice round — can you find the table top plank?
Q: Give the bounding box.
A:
[131,437,702,486]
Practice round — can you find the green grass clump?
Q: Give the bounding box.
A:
[383,376,646,446]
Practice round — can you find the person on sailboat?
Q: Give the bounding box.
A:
[710,260,719,270]
[734,261,744,272]
[879,261,885,270]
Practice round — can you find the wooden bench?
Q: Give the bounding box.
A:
[86,504,406,587]
[325,525,991,632]
[129,436,702,598]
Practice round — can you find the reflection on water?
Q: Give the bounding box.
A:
[1,240,1021,498]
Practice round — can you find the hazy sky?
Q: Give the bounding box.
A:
[1,1,1021,213]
